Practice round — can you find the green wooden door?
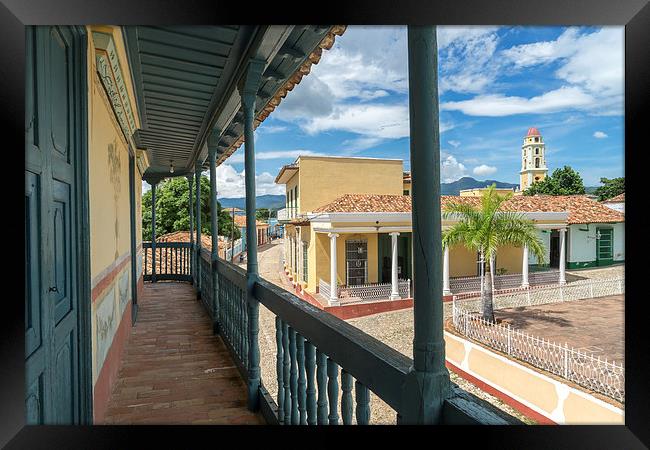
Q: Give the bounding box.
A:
[597,228,614,266]
[25,26,87,424]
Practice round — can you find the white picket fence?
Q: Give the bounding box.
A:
[452,288,625,403]
[318,278,412,301]
[454,277,624,313]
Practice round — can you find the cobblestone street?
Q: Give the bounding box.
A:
[242,238,536,424]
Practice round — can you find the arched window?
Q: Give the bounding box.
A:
[535,148,539,155]
[535,158,540,168]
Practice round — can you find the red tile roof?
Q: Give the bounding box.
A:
[602,193,624,203]
[233,215,269,228]
[311,193,624,224]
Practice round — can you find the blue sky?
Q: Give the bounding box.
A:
[212,26,624,198]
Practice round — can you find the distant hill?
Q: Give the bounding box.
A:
[219,194,286,211]
[441,177,520,196]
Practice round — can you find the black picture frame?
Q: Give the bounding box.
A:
[2,0,648,448]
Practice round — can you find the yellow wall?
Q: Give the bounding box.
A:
[296,157,403,212]
[496,245,524,274]
[450,245,477,277]
[86,25,141,385]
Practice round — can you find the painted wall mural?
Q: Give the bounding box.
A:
[107,139,122,260]
[95,287,116,374]
[118,269,130,315]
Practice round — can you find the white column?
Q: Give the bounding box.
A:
[328,233,339,305]
[521,244,529,287]
[559,228,567,285]
[443,245,451,296]
[390,232,401,300]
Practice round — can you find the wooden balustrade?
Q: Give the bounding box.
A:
[143,241,192,282]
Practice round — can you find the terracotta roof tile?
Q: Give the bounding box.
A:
[311,193,624,224]
[233,215,268,228]
[602,193,625,203]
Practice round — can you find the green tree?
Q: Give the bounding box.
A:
[256,208,270,221]
[594,177,624,201]
[443,185,546,322]
[142,175,240,241]
[523,165,585,196]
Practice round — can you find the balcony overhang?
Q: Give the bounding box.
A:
[122,25,345,184]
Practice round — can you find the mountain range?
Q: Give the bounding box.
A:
[218,177,530,211]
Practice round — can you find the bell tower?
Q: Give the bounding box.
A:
[519,127,548,191]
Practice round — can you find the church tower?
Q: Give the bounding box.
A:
[519,127,548,191]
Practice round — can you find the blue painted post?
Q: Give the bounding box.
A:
[296,334,307,424]
[239,58,265,412]
[289,327,299,425]
[355,381,370,425]
[275,317,284,424]
[326,358,339,425]
[316,350,328,425]
[195,162,202,297]
[304,341,317,425]
[341,370,353,425]
[208,136,220,333]
[282,321,291,425]
[401,25,451,424]
[150,181,157,283]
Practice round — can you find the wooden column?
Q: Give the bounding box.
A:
[150,181,158,283]
[521,244,530,287]
[195,162,202,297]
[239,58,265,411]
[390,232,401,300]
[187,175,195,285]
[559,228,567,285]
[401,25,450,424]
[328,233,339,305]
[208,135,220,333]
[443,245,451,296]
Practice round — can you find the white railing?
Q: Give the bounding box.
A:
[339,279,411,301]
[454,277,625,312]
[277,208,288,221]
[452,300,625,403]
[450,270,560,293]
[319,278,333,299]
[224,238,243,261]
[318,278,412,302]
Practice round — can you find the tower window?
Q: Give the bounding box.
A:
[535,148,539,154]
[535,158,540,168]
[534,137,539,142]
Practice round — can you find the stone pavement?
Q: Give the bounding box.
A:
[103,282,264,425]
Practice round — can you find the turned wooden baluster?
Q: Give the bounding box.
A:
[275,317,284,424]
[282,322,291,425]
[341,370,353,425]
[304,341,317,425]
[355,381,370,425]
[296,334,307,425]
[316,350,328,425]
[289,327,299,424]
[327,358,339,425]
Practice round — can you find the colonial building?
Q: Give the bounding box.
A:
[277,155,624,307]
[602,192,625,214]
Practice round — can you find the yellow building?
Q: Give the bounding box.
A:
[520,127,549,191]
[277,155,623,306]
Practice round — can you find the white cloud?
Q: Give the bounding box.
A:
[216,164,285,198]
[226,149,325,164]
[258,124,288,134]
[593,131,608,139]
[448,140,461,148]
[441,86,595,117]
[303,103,410,139]
[441,154,467,182]
[473,164,498,176]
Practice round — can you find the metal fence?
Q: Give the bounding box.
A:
[450,270,560,294]
[319,279,412,302]
[452,298,625,403]
[454,277,625,313]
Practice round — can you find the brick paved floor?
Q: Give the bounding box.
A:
[103,282,264,425]
[496,294,624,363]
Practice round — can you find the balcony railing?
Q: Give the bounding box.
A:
[198,250,516,425]
[143,241,192,282]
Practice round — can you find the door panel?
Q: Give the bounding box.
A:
[25,25,85,425]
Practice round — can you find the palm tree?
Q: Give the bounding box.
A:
[442,185,546,322]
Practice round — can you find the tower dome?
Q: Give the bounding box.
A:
[526,127,540,136]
